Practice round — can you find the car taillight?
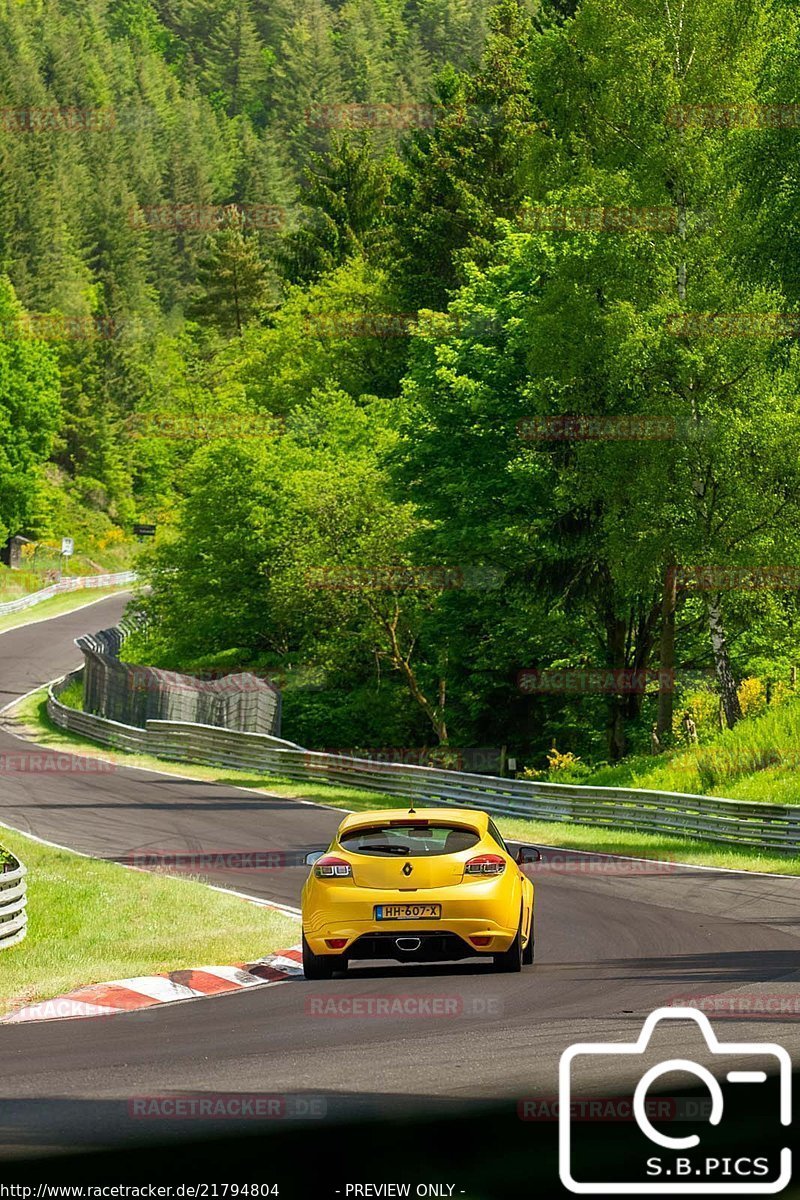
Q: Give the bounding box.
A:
[464,854,506,876]
[314,855,352,878]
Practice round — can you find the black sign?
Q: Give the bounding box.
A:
[133,523,157,537]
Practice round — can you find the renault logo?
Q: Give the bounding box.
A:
[402,862,413,876]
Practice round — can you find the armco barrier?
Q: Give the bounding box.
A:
[0,571,137,617]
[46,672,800,854]
[0,850,27,950]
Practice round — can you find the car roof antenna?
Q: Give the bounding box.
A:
[408,801,416,814]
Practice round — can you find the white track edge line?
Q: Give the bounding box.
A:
[0,588,134,640]
[0,816,301,917]
[2,680,797,885]
[4,973,296,1026]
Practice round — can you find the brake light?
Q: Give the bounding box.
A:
[325,938,348,949]
[314,855,352,878]
[464,854,506,876]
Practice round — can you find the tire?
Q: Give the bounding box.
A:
[493,916,523,973]
[522,915,534,965]
[302,933,335,980]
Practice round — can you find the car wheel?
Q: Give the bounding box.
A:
[302,933,335,980]
[522,917,534,965]
[493,917,523,973]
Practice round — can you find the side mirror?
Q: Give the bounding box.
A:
[304,850,326,866]
[516,845,541,865]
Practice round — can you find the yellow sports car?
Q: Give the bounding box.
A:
[301,807,539,979]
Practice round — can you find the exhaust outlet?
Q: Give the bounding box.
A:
[396,937,422,952]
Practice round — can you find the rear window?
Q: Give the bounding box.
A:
[339,822,481,857]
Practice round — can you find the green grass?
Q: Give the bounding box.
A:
[8,689,800,876]
[0,585,133,636]
[0,823,299,1013]
[56,678,84,710]
[579,698,800,804]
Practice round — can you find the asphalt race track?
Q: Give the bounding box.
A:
[1,595,799,1162]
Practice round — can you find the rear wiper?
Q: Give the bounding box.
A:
[360,844,410,855]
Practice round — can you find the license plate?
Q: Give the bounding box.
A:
[375,903,441,920]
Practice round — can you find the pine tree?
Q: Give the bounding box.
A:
[190,210,268,335]
[336,0,401,103]
[201,0,268,119]
[280,134,392,284]
[0,277,62,541]
[267,0,345,166]
[387,0,539,310]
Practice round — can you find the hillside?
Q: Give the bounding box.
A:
[4,0,800,769]
[582,696,800,806]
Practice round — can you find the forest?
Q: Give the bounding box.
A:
[3,0,800,769]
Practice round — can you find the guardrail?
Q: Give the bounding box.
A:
[48,668,299,753]
[0,851,27,950]
[0,571,137,617]
[47,671,800,854]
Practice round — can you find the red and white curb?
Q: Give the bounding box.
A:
[2,944,303,1024]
